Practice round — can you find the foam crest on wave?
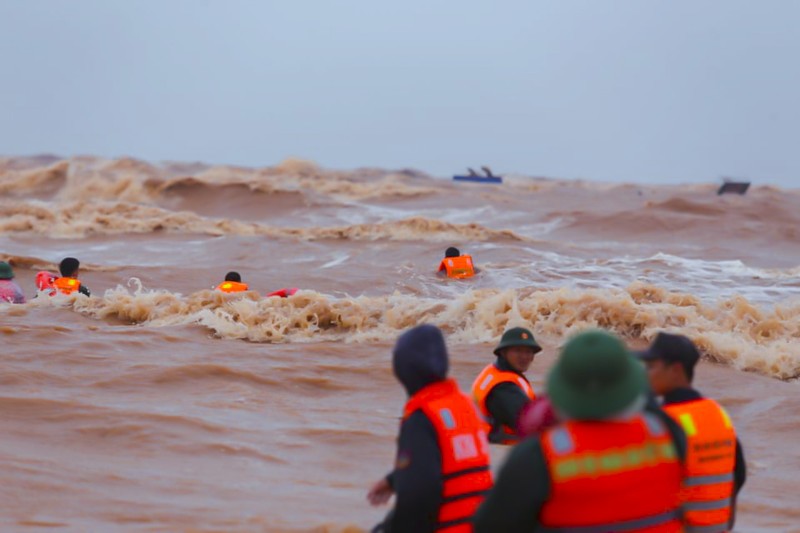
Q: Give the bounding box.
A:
[0,156,437,204]
[0,160,69,198]
[50,279,800,380]
[0,201,523,241]
[206,160,436,200]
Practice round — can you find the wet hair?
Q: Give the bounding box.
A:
[59,257,80,277]
[224,271,242,282]
[445,247,460,258]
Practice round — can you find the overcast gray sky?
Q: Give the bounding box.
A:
[1,1,798,185]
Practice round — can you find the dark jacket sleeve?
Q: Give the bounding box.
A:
[733,438,746,495]
[79,284,91,297]
[485,382,531,429]
[378,411,442,533]
[727,437,746,529]
[473,437,549,533]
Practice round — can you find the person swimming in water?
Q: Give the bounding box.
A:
[437,247,476,279]
[216,271,249,293]
[53,257,91,296]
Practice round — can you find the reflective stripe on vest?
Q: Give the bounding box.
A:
[663,398,736,531]
[539,413,683,532]
[685,473,734,487]
[685,525,730,533]
[216,281,249,293]
[684,498,731,511]
[53,277,81,295]
[403,379,493,532]
[471,363,535,444]
[440,255,475,279]
[538,510,682,533]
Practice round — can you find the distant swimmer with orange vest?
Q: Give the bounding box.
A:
[367,324,492,533]
[638,333,746,532]
[475,330,688,533]
[215,272,299,297]
[52,257,91,296]
[216,271,249,293]
[472,326,540,444]
[437,247,476,279]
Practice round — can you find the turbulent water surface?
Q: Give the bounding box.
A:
[1,156,799,532]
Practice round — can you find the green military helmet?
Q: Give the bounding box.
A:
[0,261,14,279]
[493,326,542,356]
[547,329,646,420]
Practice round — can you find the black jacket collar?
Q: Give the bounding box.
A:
[663,387,703,405]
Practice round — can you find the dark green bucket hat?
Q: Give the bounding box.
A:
[0,261,14,280]
[493,326,542,356]
[547,329,646,420]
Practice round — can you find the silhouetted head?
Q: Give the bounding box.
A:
[59,257,80,277]
[393,324,449,396]
[224,271,242,282]
[445,247,460,258]
[637,332,701,394]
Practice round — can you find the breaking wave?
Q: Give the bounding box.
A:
[9,279,798,380]
[0,202,524,242]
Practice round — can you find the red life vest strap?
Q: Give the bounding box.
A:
[266,287,298,298]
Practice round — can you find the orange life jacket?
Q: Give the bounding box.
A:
[53,277,81,295]
[664,398,737,533]
[403,379,493,533]
[539,414,683,532]
[438,255,475,279]
[216,281,249,293]
[471,363,535,444]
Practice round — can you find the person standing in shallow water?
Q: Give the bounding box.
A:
[474,330,687,532]
[471,327,540,444]
[638,332,746,532]
[0,261,26,303]
[367,324,493,533]
[53,257,91,296]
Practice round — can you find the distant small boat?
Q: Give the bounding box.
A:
[453,166,503,184]
[453,175,503,184]
[717,179,750,195]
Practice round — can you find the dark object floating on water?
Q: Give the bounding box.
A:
[453,166,503,184]
[717,179,750,195]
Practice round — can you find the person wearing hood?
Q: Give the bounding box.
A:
[368,324,493,533]
[471,327,540,444]
[0,261,26,304]
[638,332,746,533]
[474,330,687,533]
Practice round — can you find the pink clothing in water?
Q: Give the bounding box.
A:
[0,279,26,304]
